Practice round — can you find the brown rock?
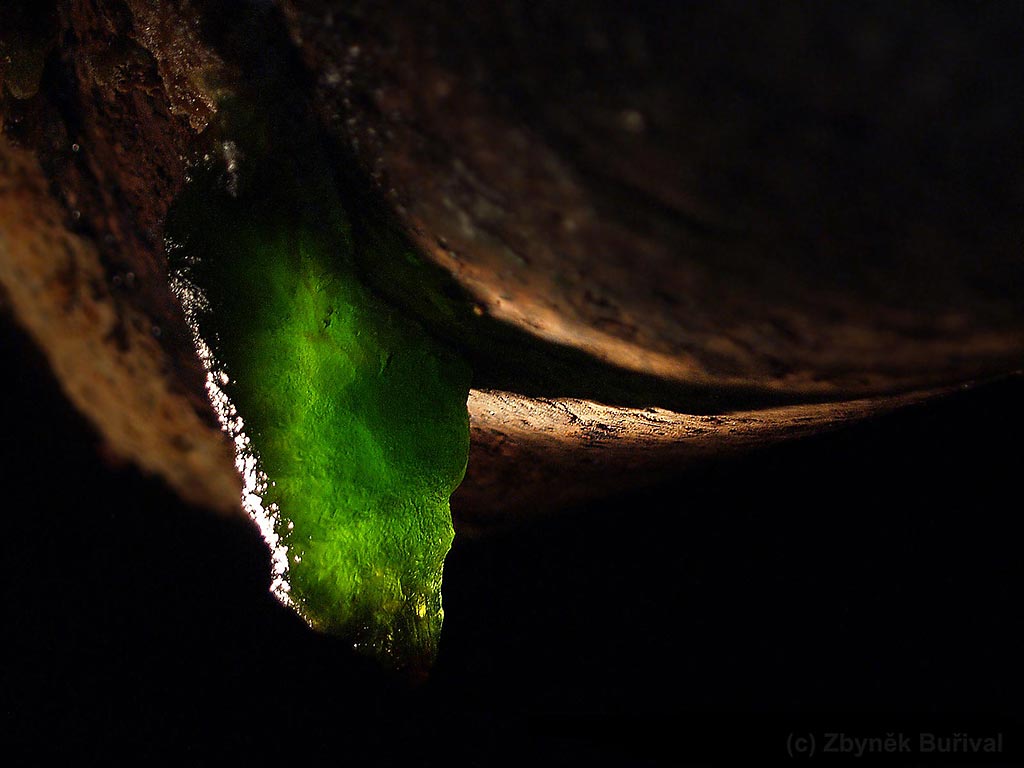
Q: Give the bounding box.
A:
[0,137,237,512]
[282,0,1024,401]
[4,1,1023,529]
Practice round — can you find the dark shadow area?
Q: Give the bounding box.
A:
[2,311,1021,762]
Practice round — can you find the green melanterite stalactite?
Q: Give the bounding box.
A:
[166,136,471,674]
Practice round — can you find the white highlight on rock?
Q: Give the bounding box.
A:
[169,255,293,606]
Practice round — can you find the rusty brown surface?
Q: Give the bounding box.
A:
[452,386,956,533]
[2,1,1022,530]
[282,0,1024,401]
[0,137,238,511]
[0,0,240,512]
[1,0,231,423]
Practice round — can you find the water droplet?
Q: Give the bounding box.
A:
[619,109,647,134]
[151,325,162,338]
[71,143,80,153]
[222,141,241,197]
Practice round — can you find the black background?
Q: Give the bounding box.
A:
[2,313,1021,764]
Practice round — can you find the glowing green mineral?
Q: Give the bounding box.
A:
[167,142,470,673]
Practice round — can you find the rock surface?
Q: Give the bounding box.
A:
[0,139,237,511]
[2,0,1022,526]
[282,0,1024,401]
[453,386,953,532]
